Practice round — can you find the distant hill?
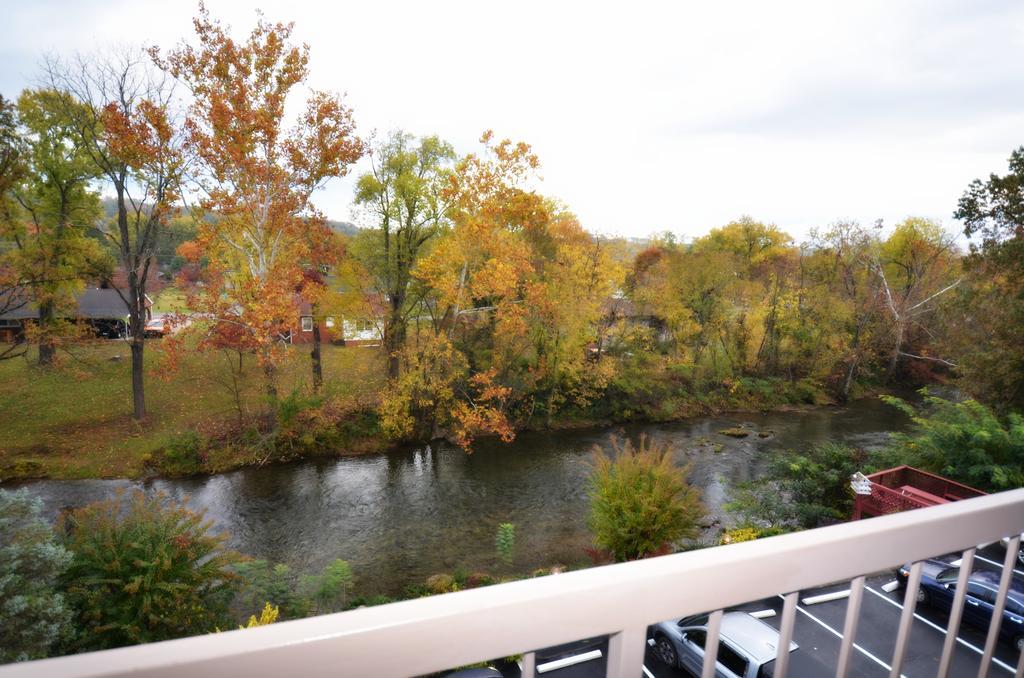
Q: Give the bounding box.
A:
[103,198,360,234]
[328,220,359,236]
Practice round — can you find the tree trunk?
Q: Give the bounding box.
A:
[263,361,278,402]
[310,314,323,393]
[37,299,56,366]
[262,360,279,431]
[118,185,148,421]
[130,335,145,419]
[889,320,904,377]
[384,305,405,382]
[127,286,146,420]
[840,325,862,401]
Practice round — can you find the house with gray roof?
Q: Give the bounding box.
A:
[0,288,152,342]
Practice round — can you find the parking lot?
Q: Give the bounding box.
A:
[483,545,1022,678]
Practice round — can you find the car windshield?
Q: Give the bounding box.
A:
[936,567,959,583]
[678,614,710,628]
[757,658,777,678]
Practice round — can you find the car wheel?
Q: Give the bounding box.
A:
[1016,635,1024,654]
[915,587,931,606]
[654,635,679,667]
[1017,549,1024,566]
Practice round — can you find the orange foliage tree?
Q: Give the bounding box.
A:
[43,48,185,420]
[152,5,363,406]
[381,132,623,447]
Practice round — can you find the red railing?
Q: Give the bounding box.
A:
[853,465,987,519]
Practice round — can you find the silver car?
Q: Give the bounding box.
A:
[651,611,801,678]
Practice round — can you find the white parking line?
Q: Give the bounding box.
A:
[864,585,1015,675]
[802,590,851,605]
[536,650,602,673]
[777,594,901,676]
[975,553,1024,577]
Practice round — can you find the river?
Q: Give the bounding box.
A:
[6,396,910,595]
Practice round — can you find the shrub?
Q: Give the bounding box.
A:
[234,558,354,619]
[727,442,867,529]
[59,491,242,650]
[158,430,204,475]
[0,489,72,662]
[425,574,457,594]
[588,435,705,561]
[303,559,354,615]
[719,527,760,545]
[465,572,496,588]
[241,603,279,629]
[234,560,303,619]
[876,392,1024,491]
[495,523,516,565]
[349,593,395,608]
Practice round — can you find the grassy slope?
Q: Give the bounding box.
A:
[0,341,384,480]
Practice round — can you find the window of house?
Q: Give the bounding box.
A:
[301,316,314,332]
[325,317,335,328]
[0,319,19,327]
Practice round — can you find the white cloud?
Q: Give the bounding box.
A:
[2,0,1021,240]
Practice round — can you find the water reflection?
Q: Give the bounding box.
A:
[8,396,909,595]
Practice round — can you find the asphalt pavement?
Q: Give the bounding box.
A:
[477,544,1023,678]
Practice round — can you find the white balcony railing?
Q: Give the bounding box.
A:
[2,488,1023,678]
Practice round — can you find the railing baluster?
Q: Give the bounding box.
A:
[978,535,1020,678]
[835,576,865,678]
[521,651,536,678]
[773,592,799,678]
[890,560,923,678]
[937,547,976,678]
[605,626,646,678]
[701,609,723,678]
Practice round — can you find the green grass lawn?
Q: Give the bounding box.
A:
[0,340,384,480]
[152,286,191,314]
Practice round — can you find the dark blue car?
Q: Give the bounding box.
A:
[898,558,1024,652]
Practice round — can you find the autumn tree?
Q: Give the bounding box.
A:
[352,132,455,380]
[153,6,363,405]
[807,221,884,398]
[873,217,960,376]
[297,223,345,392]
[952,147,1024,410]
[0,94,30,361]
[379,133,627,444]
[4,89,110,366]
[382,132,543,446]
[693,217,795,375]
[524,210,625,424]
[43,49,184,418]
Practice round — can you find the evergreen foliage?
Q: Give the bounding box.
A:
[0,489,72,662]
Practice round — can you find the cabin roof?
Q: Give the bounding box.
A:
[0,288,150,320]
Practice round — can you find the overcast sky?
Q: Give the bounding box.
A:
[2,0,1023,241]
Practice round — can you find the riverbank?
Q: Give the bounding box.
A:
[0,342,385,481]
[1,341,885,483]
[7,397,912,594]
